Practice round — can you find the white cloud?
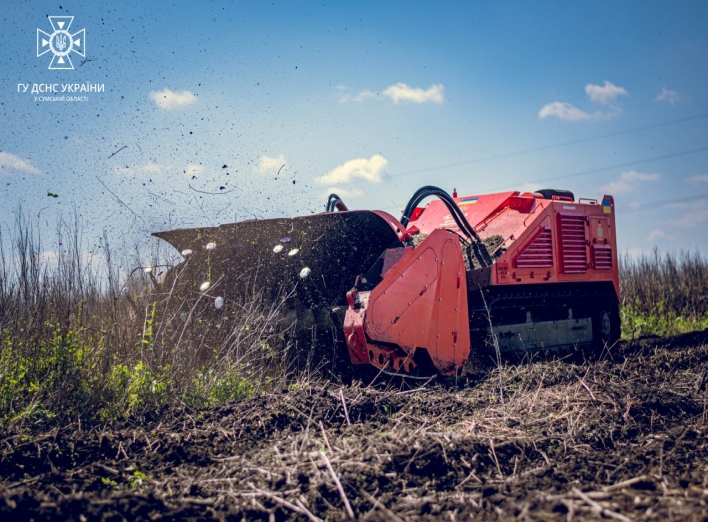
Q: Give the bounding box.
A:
[322,187,364,198]
[600,170,660,195]
[185,163,205,177]
[689,173,708,184]
[622,248,651,259]
[382,83,445,104]
[518,182,544,193]
[113,162,210,178]
[654,87,689,106]
[585,81,629,105]
[539,80,628,122]
[115,163,167,176]
[252,154,286,174]
[538,102,592,121]
[340,83,445,104]
[314,154,388,185]
[0,152,40,174]
[149,88,196,110]
[671,199,708,229]
[38,249,105,269]
[646,229,675,241]
[672,210,708,229]
[340,90,379,103]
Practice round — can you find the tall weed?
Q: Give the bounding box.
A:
[0,210,292,430]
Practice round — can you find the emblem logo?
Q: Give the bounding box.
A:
[37,16,86,70]
[597,224,604,239]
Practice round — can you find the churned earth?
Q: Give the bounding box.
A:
[1,331,707,521]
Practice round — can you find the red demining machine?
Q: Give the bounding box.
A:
[153,186,620,380]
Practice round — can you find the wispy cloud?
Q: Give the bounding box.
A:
[600,170,660,195]
[690,173,708,184]
[518,182,544,193]
[149,88,197,110]
[38,249,105,269]
[539,80,628,121]
[646,229,675,241]
[654,87,689,106]
[382,83,445,104]
[622,248,651,259]
[538,102,592,121]
[252,154,286,174]
[114,163,167,176]
[185,163,205,177]
[113,162,214,178]
[671,199,708,229]
[340,90,379,103]
[314,155,388,185]
[0,152,40,174]
[321,187,364,198]
[340,83,445,104]
[585,80,628,105]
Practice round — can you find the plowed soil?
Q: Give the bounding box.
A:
[2,331,707,521]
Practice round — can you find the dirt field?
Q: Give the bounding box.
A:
[1,331,707,521]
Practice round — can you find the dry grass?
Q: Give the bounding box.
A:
[1,333,706,520]
[620,250,708,338]
[1,208,707,429]
[0,210,292,429]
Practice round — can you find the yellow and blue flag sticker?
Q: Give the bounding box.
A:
[602,197,612,214]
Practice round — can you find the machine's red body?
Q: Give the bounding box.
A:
[343,190,619,375]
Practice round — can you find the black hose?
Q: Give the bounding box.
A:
[401,186,482,243]
[326,193,348,212]
[401,186,491,267]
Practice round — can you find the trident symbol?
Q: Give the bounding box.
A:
[37,16,86,70]
[55,34,67,51]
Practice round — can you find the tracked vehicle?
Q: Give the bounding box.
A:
[152,186,620,378]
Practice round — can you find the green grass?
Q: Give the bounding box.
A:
[621,303,708,339]
[0,211,291,431]
[620,249,708,339]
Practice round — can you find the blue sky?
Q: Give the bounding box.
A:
[1,0,707,259]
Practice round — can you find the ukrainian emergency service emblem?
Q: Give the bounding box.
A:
[37,16,86,70]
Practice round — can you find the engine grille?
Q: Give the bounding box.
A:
[559,213,587,274]
[592,244,613,270]
[514,226,553,268]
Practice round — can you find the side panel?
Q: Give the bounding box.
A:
[431,237,471,373]
[345,229,471,376]
[491,200,620,301]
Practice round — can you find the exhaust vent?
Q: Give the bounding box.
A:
[592,244,613,270]
[558,213,587,274]
[514,226,553,268]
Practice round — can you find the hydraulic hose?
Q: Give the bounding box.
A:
[401,186,482,243]
[401,186,492,268]
[326,193,349,212]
